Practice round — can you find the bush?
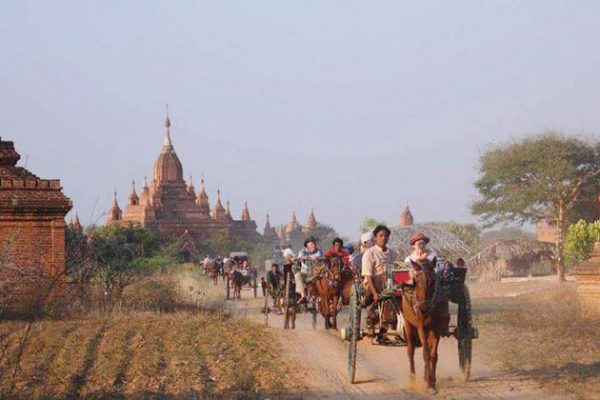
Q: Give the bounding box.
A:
[564,219,600,265]
[120,275,181,312]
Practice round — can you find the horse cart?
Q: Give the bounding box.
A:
[341,260,478,386]
[224,252,260,300]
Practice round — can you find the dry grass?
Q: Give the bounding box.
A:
[0,267,306,399]
[474,282,600,399]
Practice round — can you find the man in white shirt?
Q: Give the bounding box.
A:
[361,225,399,302]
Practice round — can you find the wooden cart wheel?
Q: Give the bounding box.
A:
[225,274,230,300]
[263,289,269,326]
[283,274,291,329]
[348,283,361,384]
[457,283,472,382]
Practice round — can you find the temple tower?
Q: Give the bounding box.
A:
[399,202,414,226]
[0,137,72,314]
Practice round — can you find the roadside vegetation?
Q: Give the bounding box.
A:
[1,224,305,398]
[474,282,600,399]
[0,265,305,399]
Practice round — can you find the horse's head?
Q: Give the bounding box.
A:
[412,266,436,314]
[326,256,343,281]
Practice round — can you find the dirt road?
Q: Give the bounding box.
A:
[232,292,568,400]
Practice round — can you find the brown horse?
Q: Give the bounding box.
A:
[311,256,354,329]
[231,269,252,300]
[206,262,219,285]
[401,260,450,394]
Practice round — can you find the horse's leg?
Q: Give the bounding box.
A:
[418,326,431,385]
[405,322,416,379]
[332,297,338,330]
[429,332,440,392]
[324,294,331,329]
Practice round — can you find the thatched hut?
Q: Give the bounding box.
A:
[467,239,555,281]
[389,224,473,261]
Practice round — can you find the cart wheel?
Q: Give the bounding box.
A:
[253,277,258,298]
[348,283,361,384]
[263,291,269,326]
[225,275,230,300]
[458,284,472,382]
[284,275,291,329]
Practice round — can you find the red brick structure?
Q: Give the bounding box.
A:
[278,209,318,244]
[0,137,72,312]
[263,214,279,244]
[399,202,414,226]
[108,113,259,242]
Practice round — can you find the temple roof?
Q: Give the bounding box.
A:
[187,176,196,196]
[108,191,122,222]
[241,201,251,221]
[128,180,139,205]
[212,189,227,220]
[286,210,300,233]
[400,202,414,226]
[153,111,184,183]
[0,137,72,216]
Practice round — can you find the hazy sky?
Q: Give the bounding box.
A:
[2,1,600,237]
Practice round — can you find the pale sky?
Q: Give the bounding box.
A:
[2,1,600,237]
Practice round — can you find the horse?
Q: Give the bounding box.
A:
[206,261,220,285]
[310,256,346,329]
[231,268,254,300]
[401,259,450,394]
[340,261,357,306]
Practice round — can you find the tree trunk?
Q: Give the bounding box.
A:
[555,201,566,283]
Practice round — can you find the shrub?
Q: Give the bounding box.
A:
[564,219,600,265]
[120,275,181,312]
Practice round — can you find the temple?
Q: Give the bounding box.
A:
[0,136,72,312]
[399,202,414,226]
[107,111,258,241]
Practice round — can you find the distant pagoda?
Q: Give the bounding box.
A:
[107,109,258,241]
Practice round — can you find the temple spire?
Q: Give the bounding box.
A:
[241,201,251,221]
[108,191,122,223]
[163,104,173,149]
[399,201,414,226]
[303,207,317,233]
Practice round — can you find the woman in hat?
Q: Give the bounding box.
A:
[405,232,438,275]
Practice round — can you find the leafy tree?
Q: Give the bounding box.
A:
[360,218,387,233]
[472,133,600,281]
[480,227,536,245]
[87,223,163,303]
[441,222,483,252]
[564,220,600,265]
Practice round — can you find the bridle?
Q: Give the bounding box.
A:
[410,268,436,314]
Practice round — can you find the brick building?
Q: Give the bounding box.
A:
[399,202,414,226]
[0,137,72,312]
[107,113,259,242]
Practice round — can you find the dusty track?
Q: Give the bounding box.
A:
[231,289,569,400]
